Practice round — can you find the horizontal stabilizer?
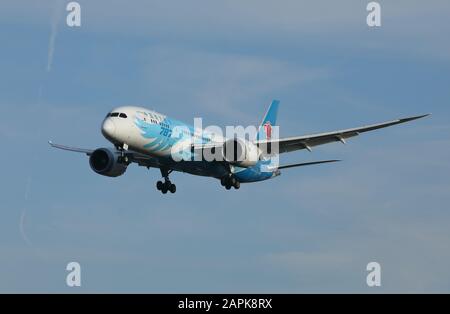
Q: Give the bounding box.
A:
[278,159,341,170]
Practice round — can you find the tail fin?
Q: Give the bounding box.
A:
[256,100,280,141]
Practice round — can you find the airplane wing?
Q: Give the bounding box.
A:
[49,141,94,155]
[255,114,429,154]
[48,141,162,168]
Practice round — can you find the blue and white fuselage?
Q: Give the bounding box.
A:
[101,106,279,183]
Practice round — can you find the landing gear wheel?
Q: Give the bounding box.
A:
[222,175,239,190]
[157,168,177,194]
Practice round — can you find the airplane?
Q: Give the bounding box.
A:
[49,100,429,194]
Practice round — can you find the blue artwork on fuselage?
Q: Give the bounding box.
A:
[133,110,277,182]
[134,112,178,153]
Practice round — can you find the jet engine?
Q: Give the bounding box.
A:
[222,138,260,167]
[89,148,128,177]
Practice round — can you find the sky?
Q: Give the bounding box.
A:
[0,0,449,293]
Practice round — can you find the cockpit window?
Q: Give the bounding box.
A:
[107,112,127,118]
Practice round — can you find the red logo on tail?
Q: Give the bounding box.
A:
[263,121,272,139]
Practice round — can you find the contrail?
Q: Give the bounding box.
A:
[19,211,33,247]
[38,0,64,125]
[19,177,33,247]
[20,1,63,250]
[46,0,64,72]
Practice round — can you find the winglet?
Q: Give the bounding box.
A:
[399,113,431,123]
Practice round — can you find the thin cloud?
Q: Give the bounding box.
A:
[19,177,33,247]
[46,0,64,73]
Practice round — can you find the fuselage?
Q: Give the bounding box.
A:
[101,106,279,183]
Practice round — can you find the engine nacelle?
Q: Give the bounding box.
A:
[222,138,260,167]
[89,148,127,177]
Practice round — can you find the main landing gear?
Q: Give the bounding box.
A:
[220,176,240,190]
[156,169,176,194]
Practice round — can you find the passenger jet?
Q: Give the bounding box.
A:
[49,100,428,194]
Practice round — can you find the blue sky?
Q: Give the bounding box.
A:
[0,0,449,293]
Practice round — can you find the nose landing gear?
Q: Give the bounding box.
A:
[157,168,176,194]
[116,144,130,165]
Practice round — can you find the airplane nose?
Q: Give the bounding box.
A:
[102,118,116,139]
